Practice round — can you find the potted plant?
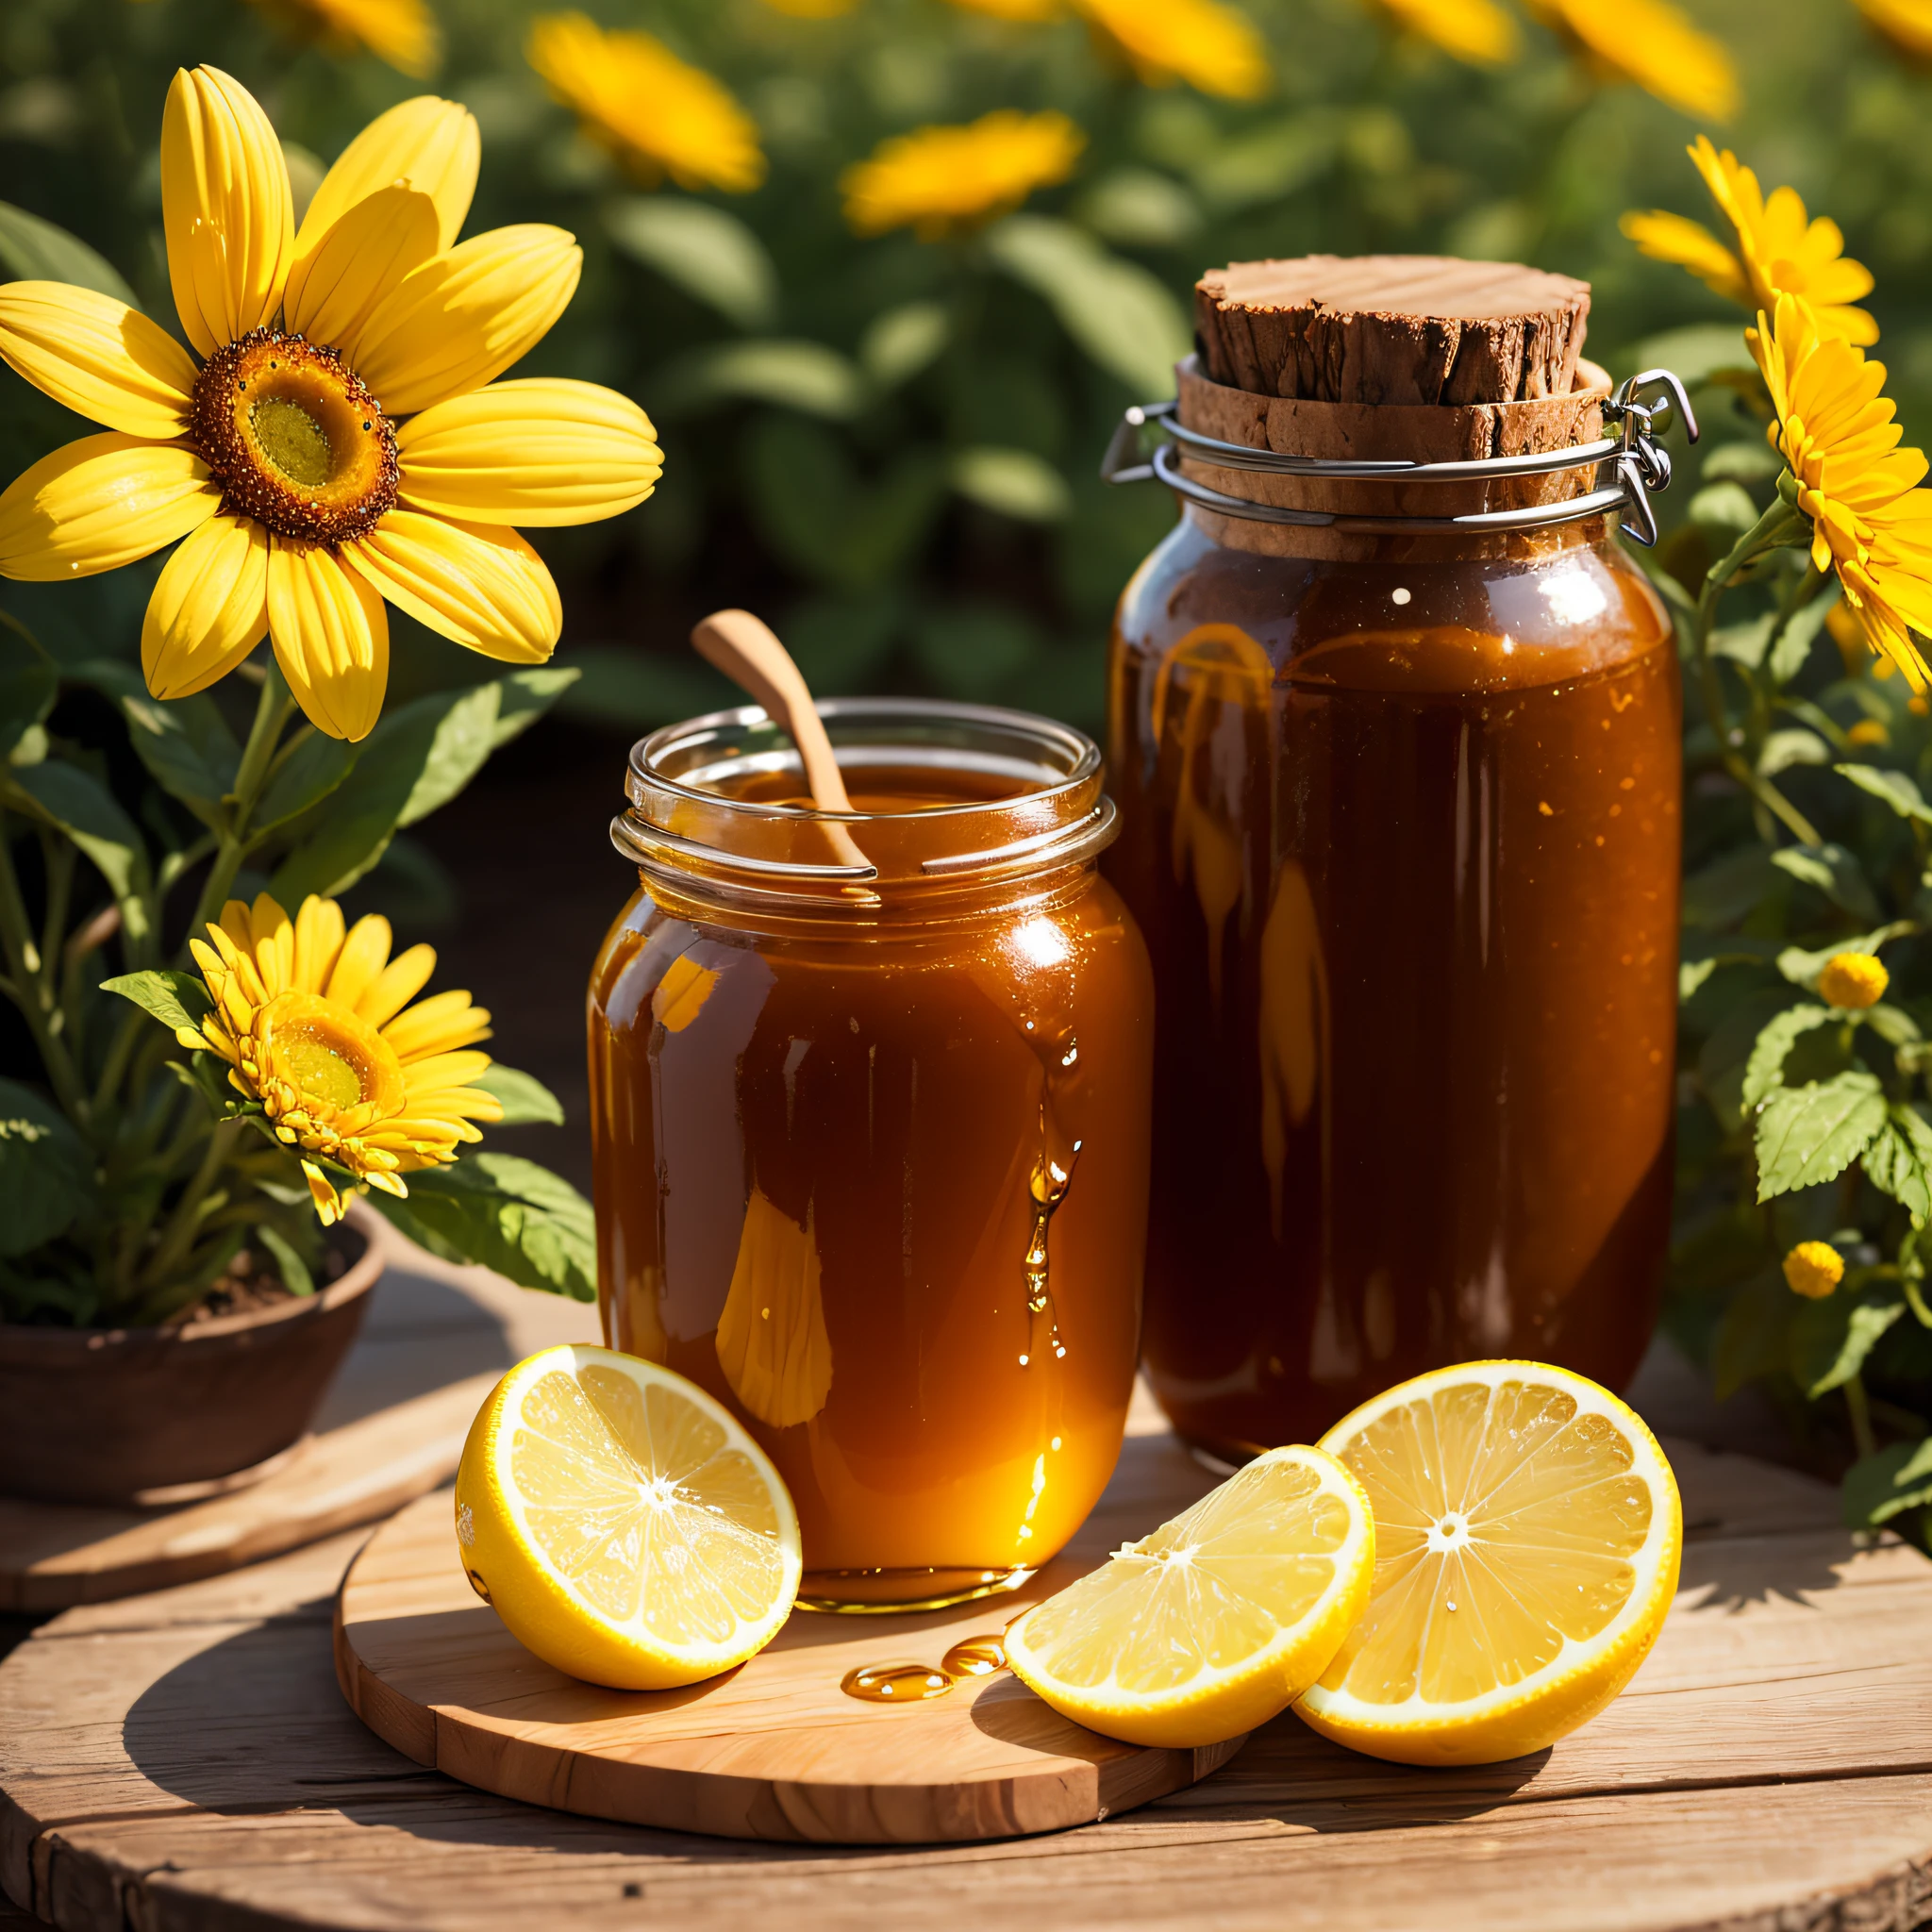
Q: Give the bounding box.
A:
[0,66,661,1505]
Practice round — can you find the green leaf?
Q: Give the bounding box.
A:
[1682,843,1782,931]
[1864,1105,1932,1224]
[1711,1270,1791,1400]
[1866,1002,1924,1047]
[948,447,1071,523]
[1777,921,1915,990]
[74,664,241,826]
[0,1074,96,1259]
[1619,324,1757,389]
[0,620,57,762]
[1689,481,1761,541]
[552,645,736,730]
[605,196,777,329]
[1754,1069,1887,1200]
[1702,440,1784,484]
[1188,115,1336,211]
[1757,729,1829,777]
[1767,585,1839,686]
[1740,1003,1836,1110]
[371,1153,595,1301]
[101,968,212,1038]
[1790,1290,1906,1397]
[910,607,1041,703]
[984,215,1191,397]
[1843,1438,1932,1528]
[1076,166,1202,244]
[491,666,578,748]
[251,728,358,834]
[858,301,950,390]
[0,200,138,305]
[1768,841,1880,922]
[4,760,154,942]
[1836,761,1932,824]
[474,1063,565,1126]
[1710,614,1774,669]
[658,339,868,420]
[253,1222,314,1297]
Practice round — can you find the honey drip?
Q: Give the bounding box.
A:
[940,1635,1008,1677]
[1020,1139,1080,1370]
[841,1661,954,1703]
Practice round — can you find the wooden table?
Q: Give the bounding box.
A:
[5,1328,1932,1932]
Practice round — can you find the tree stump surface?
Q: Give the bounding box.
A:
[5,1364,1932,1931]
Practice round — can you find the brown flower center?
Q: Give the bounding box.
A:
[191,329,398,545]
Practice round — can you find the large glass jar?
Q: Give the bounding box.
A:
[588,699,1154,1609]
[1107,376,1681,1462]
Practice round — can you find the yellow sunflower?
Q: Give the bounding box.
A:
[245,0,442,77]
[1853,0,1932,60]
[1622,136,1878,344]
[1075,0,1272,99]
[1529,0,1739,120]
[526,13,766,193]
[0,71,662,743]
[183,891,499,1225]
[842,110,1086,239]
[1364,0,1520,63]
[1751,292,1932,688]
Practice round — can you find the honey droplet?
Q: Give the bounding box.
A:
[941,1636,1008,1679]
[841,1661,953,1703]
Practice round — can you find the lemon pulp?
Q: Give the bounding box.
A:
[1297,1360,1681,1765]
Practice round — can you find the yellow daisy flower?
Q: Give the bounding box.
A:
[0,71,663,743]
[1364,0,1520,63]
[183,891,501,1225]
[1529,0,1739,120]
[842,110,1086,240]
[1853,0,1932,61]
[1622,137,1877,345]
[1075,0,1272,99]
[245,0,442,77]
[526,13,766,194]
[1752,292,1932,688]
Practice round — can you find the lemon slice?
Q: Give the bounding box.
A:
[1296,1359,1681,1766]
[453,1345,801,1690]
[1004,1444,1374,1748]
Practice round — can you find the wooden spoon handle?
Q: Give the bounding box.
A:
[691,609,854,815]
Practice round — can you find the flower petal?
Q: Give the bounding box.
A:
[266,537,390,741]
[161,65,293,358]
[317,0,443,78]
[343,511,561,662]
[356,941,439,1028]
[325,913,395,1011]
[294,97,479,263]
[395,378,661,526]
[0,434,219,582]
[142,512,270,699]
[351,226,582,418]
[382,986,491,1060]
[283,185,441,358]
[292,894,347,995]
[0,283,199,440]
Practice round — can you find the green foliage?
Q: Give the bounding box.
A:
[371,1153,597,1303]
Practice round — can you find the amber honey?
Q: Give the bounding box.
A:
[589,702,1153,1609]
[1109,518,1680,1458]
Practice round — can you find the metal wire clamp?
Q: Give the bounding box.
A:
[1099,363,1698,546]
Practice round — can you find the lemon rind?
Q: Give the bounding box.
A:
[1005,1445,1377,1734]
[482,1343,802,1674]
[1295,1359,1683,1748]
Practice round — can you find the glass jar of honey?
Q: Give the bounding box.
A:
[1103,262,1688,1463]
[588,699,1153,1610]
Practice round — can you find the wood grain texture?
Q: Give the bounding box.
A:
[1194,256,1591,406]
[0,1221,600,1613]
[5,1398,1932,1931]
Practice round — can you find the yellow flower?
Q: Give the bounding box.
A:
[947,0,1061,16]
[1623,139,1877,346]
[760,0,857,12]
[1853,0,1932,60]
[1528,0,1738,120]
[1818,950,1890,1009]
[1782,1241,1844,1300]
[1074,0,1272,98]
[1364,0,1519,63]
[527,13,765,193]
[246,0,442,77]
[842,110,1086,239]
[1752,293,1932,690]
[0,72,662,742]
[184,891,501,1225]
[1845,717,1890,745]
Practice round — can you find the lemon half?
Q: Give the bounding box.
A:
[1004,1443,1375,1748]
[1296,1359,1682,1766]
[453,1345,802,1690]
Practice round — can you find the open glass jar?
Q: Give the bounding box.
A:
[588,698,1153,1610]
[1106,358,1684,1461]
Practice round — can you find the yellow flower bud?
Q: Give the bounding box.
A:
[1845,719,1889,746]
[1818,952,1889,1009]
[1783,1241,1844,1300]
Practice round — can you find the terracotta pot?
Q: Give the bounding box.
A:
[0,1229,382,1507]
